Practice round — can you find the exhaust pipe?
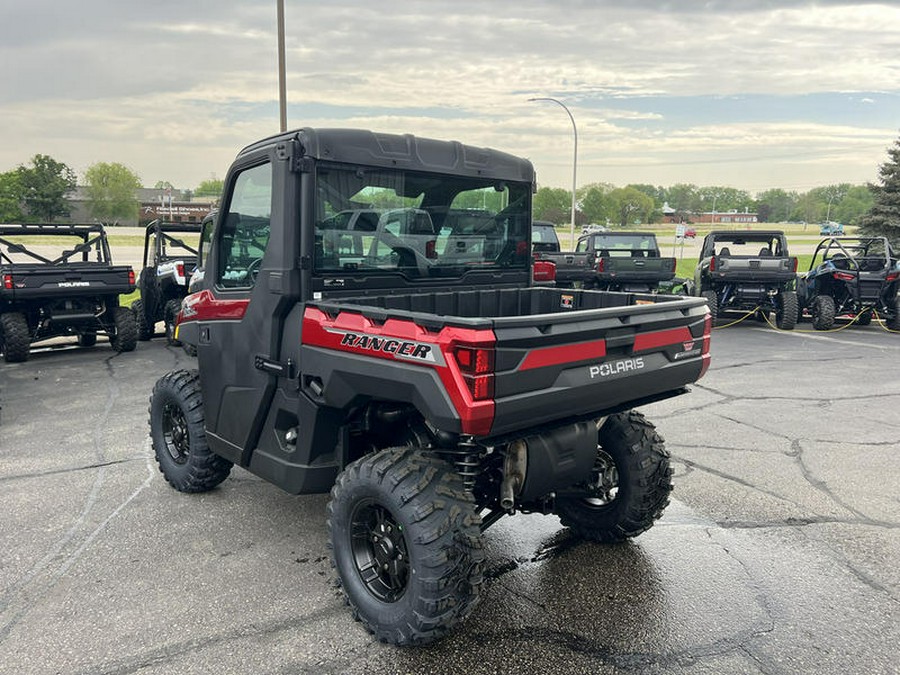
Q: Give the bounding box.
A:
[500,440,527,511]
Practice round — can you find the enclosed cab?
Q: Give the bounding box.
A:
[152,128,711,645]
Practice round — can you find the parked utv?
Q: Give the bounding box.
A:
[798,237,900,330]
[693,230,799,329]
[132,220,202,344]
[0,223,137,362]
[149,128,711,645]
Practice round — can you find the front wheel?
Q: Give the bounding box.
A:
[132,299,154,341]
[109,306,137,352]
[554,410,673,543]
[77,330,97,347]
[163,299,183,346]
[327,446,484,645]
[775,291,798,330]
[149,369,233,492]
[855,308,873,326]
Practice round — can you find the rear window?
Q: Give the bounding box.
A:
[314,164,530,279]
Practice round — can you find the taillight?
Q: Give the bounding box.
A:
[833,271,855,281]
[425,240,437,259]
[790,257,798,273]
[3,274,12,290]
[670,258,677,273]
[128,270,135,286]
[709,256,716,272]
[533,260,556,282]
[454,346,495,401]
[886,271,899,283]
[596,257,605,273]
[176,262,185,278]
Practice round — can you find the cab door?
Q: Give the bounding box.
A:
[197,148,300,465]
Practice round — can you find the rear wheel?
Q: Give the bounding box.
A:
[775,290,798,330]
[109,306,137,352]
[327,446,484,645]
[0,312,31,363]
[132,299,154,341]
[163,299,182,346]
[554,410,673,542]
[149,369,233,492]
[811,295,836,331]
[701,290,718,324]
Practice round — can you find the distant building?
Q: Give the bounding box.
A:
[697,210,758,225]
[661,202,758,225]
[63,187,215,227]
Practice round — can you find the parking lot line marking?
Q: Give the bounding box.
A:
[749,327,896,350]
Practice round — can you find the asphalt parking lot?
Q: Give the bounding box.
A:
[1,320,899,674]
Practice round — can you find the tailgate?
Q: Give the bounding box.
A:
[540,252,592,282]
[602,256,676,282]
[711,257,796,283]
[488,293,709,435]
[2,264,135,299]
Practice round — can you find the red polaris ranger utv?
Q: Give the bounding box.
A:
[149,128,711,645]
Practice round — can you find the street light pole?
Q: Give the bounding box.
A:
[529,97,578,246]
[277,0,287,132]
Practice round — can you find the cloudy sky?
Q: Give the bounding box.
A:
[2,1,899,195]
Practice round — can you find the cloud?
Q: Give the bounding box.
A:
[1,1,899,192]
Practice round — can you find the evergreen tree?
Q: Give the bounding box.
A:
[858,137,900,244]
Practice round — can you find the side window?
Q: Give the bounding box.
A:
[576,239,587,253]
[217,163,272,289]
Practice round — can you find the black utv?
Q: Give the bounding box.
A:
[798,237,900,330]
[131,220,202,344]
[693,230,799,329]
[0,223,136,362]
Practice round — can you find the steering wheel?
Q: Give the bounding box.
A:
[246,258,262,284]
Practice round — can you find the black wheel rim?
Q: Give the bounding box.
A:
[350,500,409,603]
[162,402,190,464]
[581,448,619,508]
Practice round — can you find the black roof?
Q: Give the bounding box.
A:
[237,128,535,184]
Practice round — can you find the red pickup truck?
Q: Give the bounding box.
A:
[149,128,711,645]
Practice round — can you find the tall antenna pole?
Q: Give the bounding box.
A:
[277,0,287,132]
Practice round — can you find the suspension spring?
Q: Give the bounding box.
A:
[445,435,481,491]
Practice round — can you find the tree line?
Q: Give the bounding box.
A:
[534,181,874,229]
[3,135,900,244]
[0,155,224,225]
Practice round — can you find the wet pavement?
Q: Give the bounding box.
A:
[1,321,898,674]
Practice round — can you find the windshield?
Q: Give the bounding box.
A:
[314,164,530,279]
